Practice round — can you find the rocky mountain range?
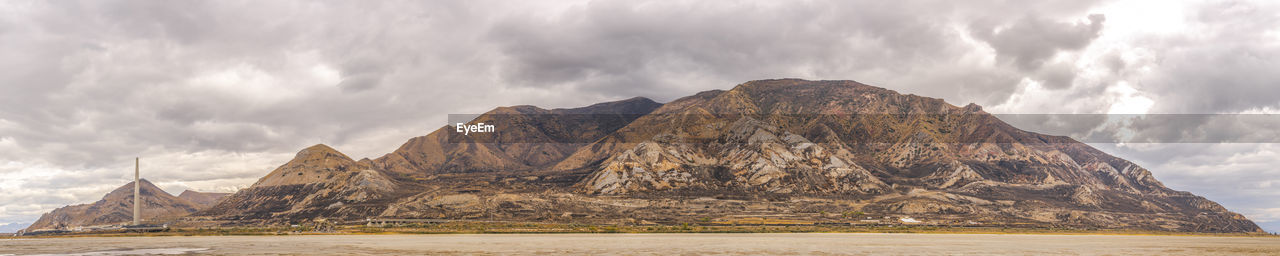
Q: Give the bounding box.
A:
[30,79,1263,233]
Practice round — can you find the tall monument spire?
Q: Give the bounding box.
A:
[133,157,140,226]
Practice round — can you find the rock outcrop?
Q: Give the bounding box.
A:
[580,116,890,195]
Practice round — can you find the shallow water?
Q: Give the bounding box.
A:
[2,233,1278,255]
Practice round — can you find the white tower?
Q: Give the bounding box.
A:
[133,157,140,226]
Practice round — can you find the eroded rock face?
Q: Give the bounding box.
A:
[581,116,889,195]
[923,161,983,189]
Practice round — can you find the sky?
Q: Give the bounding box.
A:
[1,0,1278,233]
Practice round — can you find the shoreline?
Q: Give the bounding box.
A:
[4,233,1278,255]
[9,223,1276,239]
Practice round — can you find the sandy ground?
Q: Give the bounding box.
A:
[2,233,1278,255]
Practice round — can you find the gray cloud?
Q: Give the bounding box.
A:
[966,13,1106,91]
[1136,1,1280,113]
[972,14,1106,71]
[486,1,1102,103]
[996,114,1280,143]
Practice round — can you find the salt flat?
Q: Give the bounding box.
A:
[2,233,1277,255]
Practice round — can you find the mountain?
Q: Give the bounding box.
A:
[0,222,30,233]
[196,79,1261,233]
[25,179,202,231]
[178,190,230,208]
[197,144,401,221]
[563,79,1261,232]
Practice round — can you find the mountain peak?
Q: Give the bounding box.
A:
[105,179,160,197]
[732,78,867,91]
[962,103,984,113]
[289,144,353,163]
[251,144,357,187]
[601,96,656,104]
[553,96,663,115]
[298,144,345,157]
[100,179,183,207]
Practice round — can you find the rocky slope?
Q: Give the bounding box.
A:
[178,191,230,208]
[196,79,1261,233]
[374,97,662,178]
[25,179,202,230]
[578,116,891,195]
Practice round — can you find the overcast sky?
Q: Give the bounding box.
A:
[2,0,1278,233]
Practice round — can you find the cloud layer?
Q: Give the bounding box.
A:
[1,0,1278,232]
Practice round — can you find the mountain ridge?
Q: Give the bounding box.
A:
[199,79,1262,233]
[33,79,1259,233]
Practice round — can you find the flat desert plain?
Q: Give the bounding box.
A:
[2,233,1278,255]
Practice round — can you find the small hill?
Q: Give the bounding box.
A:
[196,144,400,221]
[25,179,200,230]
